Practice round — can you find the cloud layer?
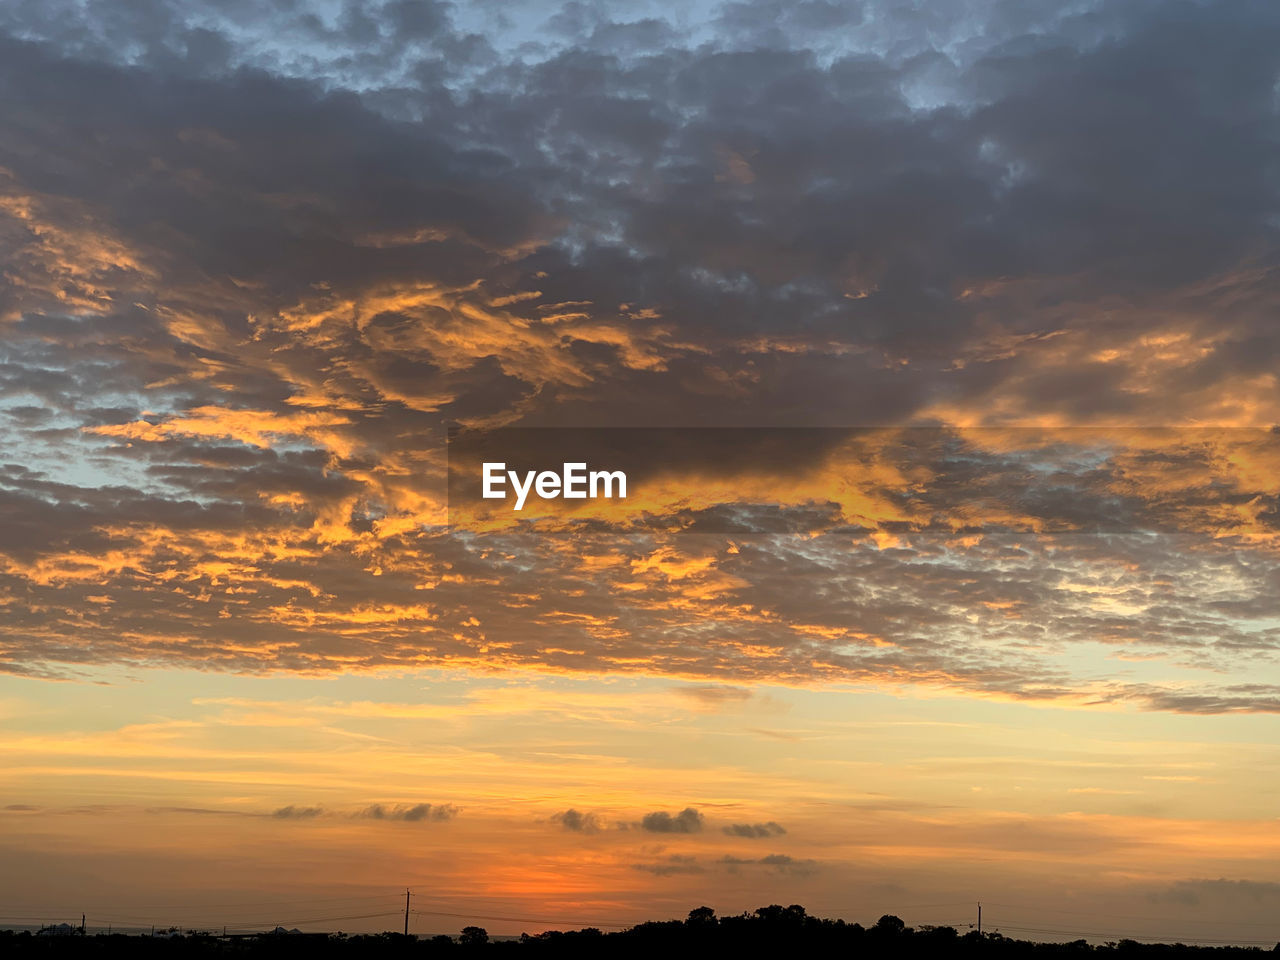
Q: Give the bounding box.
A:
[1,0,1279,714]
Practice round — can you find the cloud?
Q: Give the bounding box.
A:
[723,821,786,838]
[273,802,457,821]
[0,0,1278,718]
[553,808,602,833]
[357,803,457,822]
[1148,879,1280,907]
[720,853,818,876]
[272,805,323,819]
[632,854,705,876]
[640,807,704,834]
[147,806,259,817]
[672,685,754,709]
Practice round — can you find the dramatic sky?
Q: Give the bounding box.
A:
[4,0,1280,943]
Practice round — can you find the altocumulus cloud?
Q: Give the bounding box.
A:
[0,0,1279,716]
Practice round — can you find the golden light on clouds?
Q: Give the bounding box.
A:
[4,0,1280,942]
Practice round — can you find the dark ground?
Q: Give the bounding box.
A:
[7,907,1278,958]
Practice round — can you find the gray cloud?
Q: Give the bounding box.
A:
[632,854,705,876]
[640,807,704,834]
[1148,879,1280,908]
[553,808,602,833]
[357,803,458,822]
[720,853,818,876]
[1,0,1279,715]
[146,806,258,817]
[272,805,323,819]
[723,821,786,838]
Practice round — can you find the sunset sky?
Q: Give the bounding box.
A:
[4,0,1280,944]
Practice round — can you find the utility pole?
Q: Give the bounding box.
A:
[977,902,982,936]
[404,889,410,937]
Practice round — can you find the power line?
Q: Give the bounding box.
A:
[990,922,1279,946]
[955,900,1279,947]
[982,900,1280,928]
[878,900,977,910]
[0,893,405,916]
[0,893,412,931]
[8,898,1279,947]
[68,911,406,930]
[220,911,406,928]
[411,908,631,929]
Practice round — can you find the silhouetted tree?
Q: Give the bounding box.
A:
[5,904,1279,959]
[753,904,810,926]
[459,926,488,947]
[686,907,716,927]
[874,914,907,935]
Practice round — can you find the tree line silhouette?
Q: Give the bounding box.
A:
[7,906,1278,958]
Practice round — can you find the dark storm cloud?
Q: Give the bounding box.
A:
[0,0,474,87]
[1,0,1280,712]
[0,37,547,295]
[5,0,1279,410]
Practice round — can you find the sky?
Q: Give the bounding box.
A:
[3,0,1280,943]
